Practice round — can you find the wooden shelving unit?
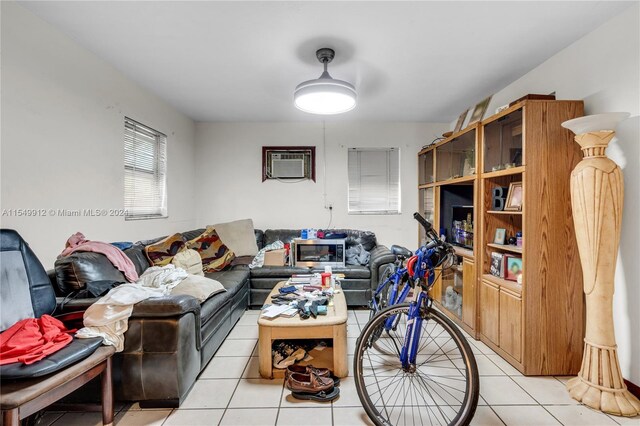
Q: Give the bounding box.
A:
[418,100,586,376]
[418,125,479,336]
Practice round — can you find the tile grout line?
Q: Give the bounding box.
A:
[540,404,568,426]
[274,377,286,426]
[217,340,257,425]
[487,405,508,426]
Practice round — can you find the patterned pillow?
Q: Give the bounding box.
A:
[145,233,186,266]
[187,228,235,272]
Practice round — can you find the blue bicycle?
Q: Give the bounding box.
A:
[354,213,479,426]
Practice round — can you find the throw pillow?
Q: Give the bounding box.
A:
[171,249,204,276]
[187,228,235,272]
[145,233,185,266]
[170,275,226,303]
[209,218,258,257]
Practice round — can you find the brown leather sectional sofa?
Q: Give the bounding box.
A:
[50,227,394,407]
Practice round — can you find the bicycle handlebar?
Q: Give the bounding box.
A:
[413,212,432,233]
[413,212,454,269]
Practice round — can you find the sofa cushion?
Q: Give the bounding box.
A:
[145,233,185,266]
[254,229,265,250]
[187,229,235,273]
[181,228,207,243]
[249,265,311,279]
[54,252,126,294]
[263,229,301,246]
[249,265,370,280]
[198,269,249,325]
[204,269,250,299]
[124,244,150,276]
[210,219,259,257]
[170,275,225,303]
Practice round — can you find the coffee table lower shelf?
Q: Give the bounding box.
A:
[258,322,348,379]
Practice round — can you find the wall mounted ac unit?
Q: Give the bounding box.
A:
[271,154,305,178]
[262,146,316,182]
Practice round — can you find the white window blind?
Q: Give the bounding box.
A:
[124,117,167,220]
[348,148,400,214]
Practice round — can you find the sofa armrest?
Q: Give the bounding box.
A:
[56,294,203,351]
[130,295,201,318]
[369,245,397,288]
[55,297,96,314]
[55,295,201,318]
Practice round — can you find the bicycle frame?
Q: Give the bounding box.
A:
[399,245,437,369]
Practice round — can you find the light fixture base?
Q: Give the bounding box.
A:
[316,48,335,64]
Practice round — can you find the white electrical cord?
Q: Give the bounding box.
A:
[323,121,333,230]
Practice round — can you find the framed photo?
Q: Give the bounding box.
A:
[494,228,506,245]
[468,96,492,125]
[505,182,523,211]
[453,109,469,133]
[506,257,523,283]
[490,252,504,278]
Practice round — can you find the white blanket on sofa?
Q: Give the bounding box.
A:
[76,265,188,351]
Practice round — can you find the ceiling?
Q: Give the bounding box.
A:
[21,1,633,122]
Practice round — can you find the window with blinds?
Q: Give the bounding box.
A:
[348,147,401,214]
[124,117,167,220]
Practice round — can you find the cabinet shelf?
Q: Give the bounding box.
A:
[486,243,522,254]
[482,274,522,296]
[436,175,477,185]
[453,246,474,259]
[487,210,522,215]
[482,166,525,179]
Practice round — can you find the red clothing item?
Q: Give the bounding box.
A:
[0,315,75,365]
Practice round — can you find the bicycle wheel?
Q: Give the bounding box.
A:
[354,303,479,426]
[370,264,396,321]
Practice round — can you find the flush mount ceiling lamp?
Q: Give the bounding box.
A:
[294,48,357,115]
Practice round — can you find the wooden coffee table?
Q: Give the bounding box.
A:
[258,281,348,379]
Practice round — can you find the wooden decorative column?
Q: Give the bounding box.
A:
[562,113,640,417]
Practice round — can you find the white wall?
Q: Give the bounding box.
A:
[0,2,197,267]
[195,122,448,250]
[482,5,640,384]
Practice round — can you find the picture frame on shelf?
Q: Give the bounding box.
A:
[468,96,492,125]
[494,228,506,245]
[453,109,469,132]
[505,182,523,211]
[506,256,523,284]
[490,252,504,278]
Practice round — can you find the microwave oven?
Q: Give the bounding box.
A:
[292,239,346,268]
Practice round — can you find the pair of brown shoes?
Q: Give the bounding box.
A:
[285,365,340,402]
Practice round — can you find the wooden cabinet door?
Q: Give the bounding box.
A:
[462,259,476,329]
[499,289,522,362]
[480,280,499,345]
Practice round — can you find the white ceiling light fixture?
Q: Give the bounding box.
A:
[294,48,357,115]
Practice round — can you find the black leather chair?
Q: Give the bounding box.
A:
[0,229,115,425]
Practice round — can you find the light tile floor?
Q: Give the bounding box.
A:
[41,309,639,426]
